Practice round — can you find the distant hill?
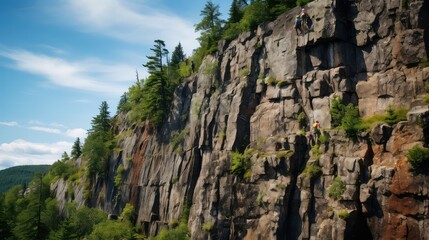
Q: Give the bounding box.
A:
[0,165,50,192]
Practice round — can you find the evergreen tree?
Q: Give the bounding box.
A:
[61,152,70,162]
[90,101,110,133]
[195,1,224,54]
[141,39,172,127]
[228,0,244,23]
[70,138,82,160]
[171,42,186,66]
[83,101,113,178]
[117,92,128,114]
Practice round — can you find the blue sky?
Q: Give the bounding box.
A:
[0,0,230,170]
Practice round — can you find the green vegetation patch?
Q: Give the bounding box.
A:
[303,164,322,178]
[338,209,350,220]
[407,145,429,170]
[328,176,346,200]
[231,149,254,182]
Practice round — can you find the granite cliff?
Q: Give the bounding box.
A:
[52,0,429,239]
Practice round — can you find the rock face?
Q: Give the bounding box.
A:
[52,0,429,239]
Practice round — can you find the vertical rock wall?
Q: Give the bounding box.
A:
[52,0,429,239]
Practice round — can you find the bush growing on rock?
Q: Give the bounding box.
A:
[407,145,429,170]
[328,176,346,200]
[303,164,322,178]
[231,150,253,181]
[338,209,350,220]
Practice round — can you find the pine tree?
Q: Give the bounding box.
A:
[83,101,113,177]
[61,152,70,162]
[71,138,82,160]
[90,101,110,133]
[228,0,243,23]
[141,39,171,127]
[171,42,186,66]
[195,1,224,54]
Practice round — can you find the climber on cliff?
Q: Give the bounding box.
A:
[301,6,313,31]
[313,120,321,144]
[191,60,195,73]
[295,15,302,34]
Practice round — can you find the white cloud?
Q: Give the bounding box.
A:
[61,0,199,54]
[0,139,72,170]
[28,126,62,134]
[0,49,135,95]
[0,121,18,127]
[65,128,87,139]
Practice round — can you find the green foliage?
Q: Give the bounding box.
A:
[407,145,429,170]
[49,205,107,239]
[5,174,55,240]
[171,129,189,152]
[223,22,244,40]
[49,159,78,182]
[319,134,329,144]
[124,40,179,128]
[338,209,350,220]
[423,94,429,105]
[117,92,128,114]
[230,150,253,181]
[194,1,224,63]
[0,165,50,192]
[240,67,250,77]
[310,144,322,160]
[360,114,387,129]
[297,112,308,129]
[151,222,189,240]
[202,222,214,232]
[171,42,186,66]
[218,131,226,140]
[71,137,82,160]
[83,101,114,178]
[276,79,288,87]
[330,97,364,138]
[342,103,362,138]
[361,107,408,129]
[330,97,346,128]
[267,76,277,86]
[276,150,294,159]
[303,164,322,178]
[88,220,134,240]
[256,191,265,206]
[114,164,124,188]
[384,106,407,125]
[178,62,192,78]
[328,176,346,200]
[83,131,113,178]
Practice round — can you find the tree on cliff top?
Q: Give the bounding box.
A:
[83,101,113,178]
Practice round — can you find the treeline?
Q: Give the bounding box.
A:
[0,165,50,193]
[0,173,137,239]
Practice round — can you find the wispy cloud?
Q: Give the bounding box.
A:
[64,128,87,139]
[0,139,72,170]
[28,126,62,134]
[0,121,18,127]
[60,0,199,54]
[0,49,135,95]
[28,126,87,140]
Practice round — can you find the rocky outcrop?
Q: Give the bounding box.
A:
[52,0,429,239]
